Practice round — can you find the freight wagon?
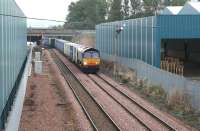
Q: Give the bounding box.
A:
[54,39,100,73]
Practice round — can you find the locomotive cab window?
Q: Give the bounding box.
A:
[84,52,92,58]
[92,52,99,58]
[83,51,99,58]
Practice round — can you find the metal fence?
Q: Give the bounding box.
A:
[0,0,27,128]
[101,53,200,111]
[96,16,157,66]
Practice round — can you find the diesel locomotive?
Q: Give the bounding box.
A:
[54,39,100,73]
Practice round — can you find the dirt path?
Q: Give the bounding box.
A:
[20,50,92,131]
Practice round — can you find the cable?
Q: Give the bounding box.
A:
[0,13,66,22]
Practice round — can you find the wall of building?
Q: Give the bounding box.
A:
[0,0,27,128]
[157,15,200,67]
[101,53,200,110]
[96,15,200,68]
[96,15,200,110]
[96,16,157,67]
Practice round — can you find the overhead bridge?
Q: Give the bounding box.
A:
[27,28,75,43]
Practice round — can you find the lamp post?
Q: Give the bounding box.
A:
[113,24,125,79]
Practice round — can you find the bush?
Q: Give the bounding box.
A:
[167,90,192,114]
[143,85,166,100]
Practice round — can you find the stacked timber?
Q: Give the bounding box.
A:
[161,57,184,76]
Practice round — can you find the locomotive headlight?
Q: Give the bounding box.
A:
[83,62,88,65]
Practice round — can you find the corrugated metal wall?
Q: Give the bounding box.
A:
[155,15,200,66]
[101,53,200,110]
[157,15,200,39]
[96,15,200,68]
[96,15,200,110]
[0,0,27,126]
[96,16,157,66]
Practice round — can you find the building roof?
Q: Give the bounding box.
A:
[160,6,183,15]
[178,1,200,15]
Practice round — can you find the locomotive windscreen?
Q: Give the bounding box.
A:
[83,51,100,58]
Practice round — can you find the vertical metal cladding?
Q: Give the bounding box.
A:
[0,0,27,126]
[156,15,200,66]
[96,16,157,67]
[96,15,200,68]
[157,15,200,39]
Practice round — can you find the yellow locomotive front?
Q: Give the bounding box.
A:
[81,50,100,73]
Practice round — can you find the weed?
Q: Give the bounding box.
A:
[167,90,192,114]
[121,78,129,84]
[146,85,166,98]
[100,59,200,129]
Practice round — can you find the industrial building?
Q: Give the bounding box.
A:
[0,0,27,128]
[96,1,200,78]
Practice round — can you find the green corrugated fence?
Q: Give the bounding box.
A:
[0,0,27,128]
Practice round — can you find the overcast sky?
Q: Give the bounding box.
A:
[15,0,78,28]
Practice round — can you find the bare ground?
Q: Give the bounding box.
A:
[20,50,92,131]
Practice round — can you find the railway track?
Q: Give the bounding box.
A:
[89,74,194,131]
[50,50,121,131]
[50,49,195,131]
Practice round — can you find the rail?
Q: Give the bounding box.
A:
[50,50,121,131]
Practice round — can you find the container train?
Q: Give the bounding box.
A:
[53,39,100,73]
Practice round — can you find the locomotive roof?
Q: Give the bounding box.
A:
[76,45,98,53]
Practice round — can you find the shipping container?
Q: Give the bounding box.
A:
[55,39,65,52]
[0,0,27,128]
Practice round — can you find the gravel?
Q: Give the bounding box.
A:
[89,74,169,131]
[54,50,148,131]
[98,73,197,131]
[52,51,119,131]
[20,50,93,131]
[54,49,196,131]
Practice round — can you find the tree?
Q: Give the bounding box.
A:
[163,0,171,6]
[171,0,187,6]
[108,0,123,21]
[65,0,107,29]
[66,1,85,23]
[96,0,108,23]
[143,0,162,16]
[130,0,141,18]
[123,0,130,19]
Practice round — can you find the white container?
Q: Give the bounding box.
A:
[34,61,42,74]
[35,52,41,61]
